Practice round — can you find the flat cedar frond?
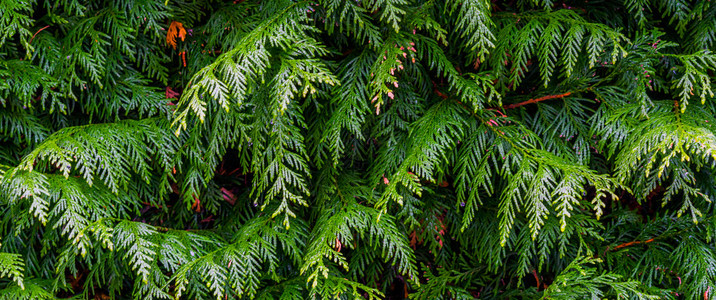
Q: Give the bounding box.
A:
[2,0,716,299]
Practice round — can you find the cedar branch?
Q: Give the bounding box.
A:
[610,238,655,251]
[29,25,51,44]
[503,92,572,109]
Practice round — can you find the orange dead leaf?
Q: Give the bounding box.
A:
[166,21,186,49]
[191,195,201,212]
[334,238,342,252]
[409,230,421,249]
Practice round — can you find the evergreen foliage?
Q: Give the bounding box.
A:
[1,0,716,299]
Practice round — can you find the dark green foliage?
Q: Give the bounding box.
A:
[1,0,716,299]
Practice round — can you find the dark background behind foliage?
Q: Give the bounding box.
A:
[1,0,716,299]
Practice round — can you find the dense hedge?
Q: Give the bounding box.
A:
[1,0,716,299]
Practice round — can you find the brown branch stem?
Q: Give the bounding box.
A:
[503,92,572,109]
[610,238,655,251]
[29,25,51,44]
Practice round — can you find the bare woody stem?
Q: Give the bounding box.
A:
[610,238,655,251]
[503,92,572,109]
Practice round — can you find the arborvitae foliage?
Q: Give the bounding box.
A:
[2,0,716,299]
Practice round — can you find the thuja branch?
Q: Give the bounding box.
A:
[608,219,704,252]
[498,68,616,110]
[503,92,572,109]
[610,238,655,251]
[29,25,50,44]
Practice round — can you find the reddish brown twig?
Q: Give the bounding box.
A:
[531,269,540,289]
[29,25,50,44]
[503,92,572,109]
[611,238,655,251]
